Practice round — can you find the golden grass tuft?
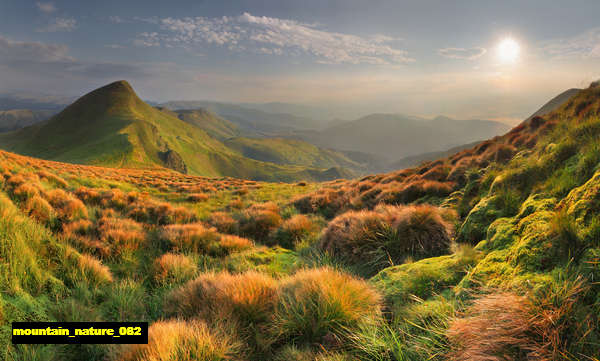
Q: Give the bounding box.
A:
[116,320,241,361]
[153,253,198,285]
[98,216,146,254]
[161,223,220,253]
[166,271,278,326]
[76,252,114,285]
[319,204,454,272]
[207,211,238,234]
[23,194,55,223]
[44,189,88,221]
[272,267,382,346]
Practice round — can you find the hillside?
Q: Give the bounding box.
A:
[389,87,583,170]
[157,107,240,141]
[0,81,350,182]
[224,136,366,172]
[1,82,600,360]
[291,113,511,159]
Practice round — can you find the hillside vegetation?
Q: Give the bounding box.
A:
[0,81,352,183]
[224,136,368,173]
[1,82,600,360]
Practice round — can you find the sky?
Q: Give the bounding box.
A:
[1,0,599,123]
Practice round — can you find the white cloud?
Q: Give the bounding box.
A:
[134,12,413,65]
[542,27,600,59]
[438,47,487,60]
[37,17,77,32]
[0,35,73,62]
[36,2,56,14]
[109,16,125,24]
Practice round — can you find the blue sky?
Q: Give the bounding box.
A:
[1,0,600,121]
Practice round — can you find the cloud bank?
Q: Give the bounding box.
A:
[134,12,413,65]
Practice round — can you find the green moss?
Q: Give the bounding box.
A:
[371,246,481,305]
[224,247,301,276]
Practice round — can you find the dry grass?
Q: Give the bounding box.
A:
[44,188,88,221]
[207,212,238,234]
[271,214,314,249]
[161,223,220,253]
[116,320,241,361]
[153,253,198,285]
[215,235,254,255]
[447,279,591,361]
[319,204,454,272]
[272,267,382,346]
[166,271,278,326]
[239,203,283,242]
[76,252,114,285]
[98,216,146,254]
[23,194,55,223]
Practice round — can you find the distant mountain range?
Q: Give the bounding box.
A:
[288,114,511,161]
[2,83,565,178]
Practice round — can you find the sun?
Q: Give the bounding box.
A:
[497,38,520,63]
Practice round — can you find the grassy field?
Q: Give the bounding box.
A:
[1,82,600,360]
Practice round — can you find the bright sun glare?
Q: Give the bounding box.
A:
[497,38,520,63]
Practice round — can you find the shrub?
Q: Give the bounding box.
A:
[45,189,88,221]
[213,235,253,256]
[37,170,69,188]
[239,205,283,242]
[166,271,278,327]
[23,194,55,223]
[271,214,314,249]
[160,223,220,253]
[153,253,198,285]
[75,252,114,286]
[12,182,41,202]
[187,193,209,202]
[271,267,381,347]
[207,212,238,234]
[127,199,196,225]
[98,216,146,255]
[116,320,241,361]
[319,205,454,274]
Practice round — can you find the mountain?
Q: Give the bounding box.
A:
[161,100,324,134]
[0,81,350,182]
[157,107,240,141]
[224,136,365,173]
[0,109,55,132]
[290,114,511,160]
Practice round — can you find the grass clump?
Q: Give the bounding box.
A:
[152,253,198,285]
[319,204,455,274]
[271,267,382,348]
[115,320,241,361]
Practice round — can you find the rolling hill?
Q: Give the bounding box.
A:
[157,107,240,141]
[0,81,351,182]
[161,100,325,134]
[224,136,367,172]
